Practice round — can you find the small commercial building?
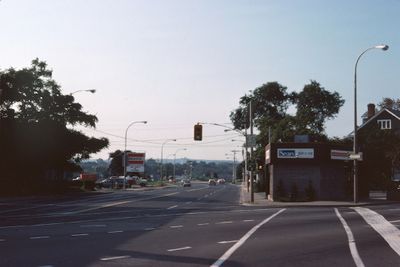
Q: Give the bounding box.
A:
[265,143,353,201]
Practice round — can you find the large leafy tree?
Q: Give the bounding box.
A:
[0,59,108,191]
[230,80,344,166]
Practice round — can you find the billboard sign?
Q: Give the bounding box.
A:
[126,152,146,173]
[277,148,314,159]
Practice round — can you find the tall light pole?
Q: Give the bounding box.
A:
[123,120,147,189]
[160,139,176,180]
[69,89,96,95]
[353,44,389,203]
[173,148,187,180]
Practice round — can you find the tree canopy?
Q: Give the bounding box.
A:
[0,59,108,193]
[230,80,344,165]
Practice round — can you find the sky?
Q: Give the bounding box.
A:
[0,0,399,161]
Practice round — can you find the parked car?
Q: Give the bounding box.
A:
[138,178,148,187]
[181,179,191,187]
[208,179,217,186]
[217,178,226,184]
[95,178,112,188]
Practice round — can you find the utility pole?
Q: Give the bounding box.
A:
[249,100,254,203]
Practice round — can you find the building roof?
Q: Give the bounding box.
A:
[358,108,400,131]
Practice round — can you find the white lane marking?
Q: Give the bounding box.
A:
[170,225,183,228]
[71,233,89,237]
[389,219,400,223]
[243,220,254,222]
[0,239,5,242]
[185,201,192,204]
[144,227,156,231]
[334,208,365,267]
[218,240,238,244]
[80,224,106,228]
[108,230,123,234]
[167,205,178,210]
[216,221,233,224]
[187,187,208,192]
[65,200,131,215]
[167,246,192,252]
[30,236,50,240]
[100,255,131,261]
[197,223,209,226]
[210,208,285,267]
[353,207,400,256]
[197,198,203,201]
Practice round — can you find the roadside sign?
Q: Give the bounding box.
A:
[246,135,256,147]
[349,153,363,161]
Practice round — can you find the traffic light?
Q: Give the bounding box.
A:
[194,124,202,141]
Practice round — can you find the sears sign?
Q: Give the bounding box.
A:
[277,148,314,159]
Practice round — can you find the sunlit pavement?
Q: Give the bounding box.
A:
[1,182,400,266]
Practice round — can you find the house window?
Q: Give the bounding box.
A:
[377,119,392,129]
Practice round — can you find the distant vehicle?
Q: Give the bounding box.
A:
[138,178,148,187]
[217,178,226,184]
[95,178,112,188]
[208,179,217,186]
[181,179,191,187]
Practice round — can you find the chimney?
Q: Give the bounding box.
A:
[367,103,375,119]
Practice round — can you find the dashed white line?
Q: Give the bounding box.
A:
[353,207,400,256]
[100,255,131,261]
[170,225,183,228]
[144,227,156,231]
[216,221,233,224]
[80,224,106,228]
[108,230,123,234]
[243,220,254,222]
[218,240,238,244]
[185,201,192,204]
[167,205,178,210]
[197,223,209,226]
[167,246,192,252]
[211,209,285,267]
[0,239,5,242]
[334,208,365,267]
[30,236,50,240]
[71,233,89,237]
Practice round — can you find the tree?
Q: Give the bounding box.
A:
[0,59,109,193]
[108,150,124,176]
[230,80,344,178]
[378,97,400,110]
[294,80,345,135]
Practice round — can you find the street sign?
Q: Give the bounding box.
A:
[246,134,256,147]
[349,153,363,161]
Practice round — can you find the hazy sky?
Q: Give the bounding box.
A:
[0,0,399,161]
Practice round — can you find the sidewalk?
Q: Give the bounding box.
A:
[239,185,399,207]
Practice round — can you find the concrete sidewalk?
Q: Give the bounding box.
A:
[239,185,399,207]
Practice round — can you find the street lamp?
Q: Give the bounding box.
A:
[160,139,176,180]
[353,44,389,203]
[123,120,147,189]
[173,148,187,180]
[69,89,96,95]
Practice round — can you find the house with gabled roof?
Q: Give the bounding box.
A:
[357,103,400,182]
[359,103,400,134]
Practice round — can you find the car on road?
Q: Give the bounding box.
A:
[95,178,113,188]
[138,178,148,187]
[208,179,217,186]
[217,178,226,184]
[181,179,191,187]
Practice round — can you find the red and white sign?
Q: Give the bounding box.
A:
[126,152,145,173]
[330,150,352,160]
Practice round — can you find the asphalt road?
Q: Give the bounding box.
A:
[1,182,400,267]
